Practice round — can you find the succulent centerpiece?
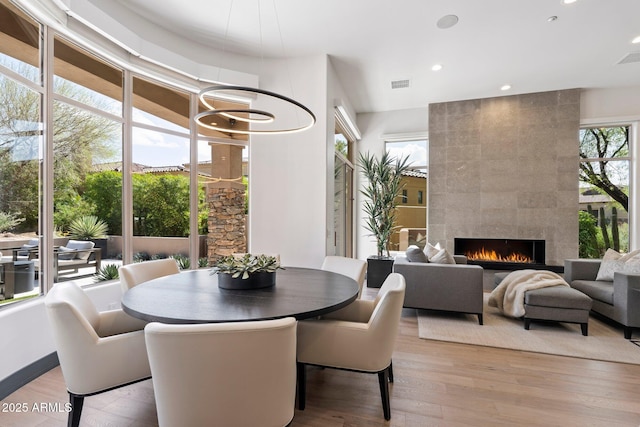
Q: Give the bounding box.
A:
[210,253,283,290]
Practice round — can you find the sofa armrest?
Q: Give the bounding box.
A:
[564,258,601,283]
[613,272,640,326]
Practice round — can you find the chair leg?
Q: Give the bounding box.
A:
[388,361,394,383]
[68,393,84,427]
[524,318,531,330]
[377,368,391,421]
[477,313,483,325]
[624,326,633,339]
[296,362,306,410]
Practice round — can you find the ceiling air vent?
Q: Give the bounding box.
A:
[391,79,410,89]
[617,52,640,65]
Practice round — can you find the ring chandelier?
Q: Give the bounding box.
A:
[195,85,316,136]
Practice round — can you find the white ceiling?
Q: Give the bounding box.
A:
[88,0,640,113]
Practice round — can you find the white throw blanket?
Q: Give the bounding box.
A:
[488,269,569,318]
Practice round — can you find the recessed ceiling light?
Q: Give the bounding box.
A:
[500,84,512,91]
[547,16,558,22]
[432,64,443,71]
[563,0,577,4]
[436,15,459,29]
[632,36,640,44]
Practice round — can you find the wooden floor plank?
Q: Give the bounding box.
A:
[3,289,640,426]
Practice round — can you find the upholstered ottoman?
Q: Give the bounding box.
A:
[524,286,593,335]
[493,272,593,335]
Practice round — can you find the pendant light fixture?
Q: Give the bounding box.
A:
[195,0,316,136]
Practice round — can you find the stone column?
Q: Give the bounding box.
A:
[207,144,246,263]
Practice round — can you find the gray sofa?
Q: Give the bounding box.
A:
[564,258,640,339]
[393,255,484,324]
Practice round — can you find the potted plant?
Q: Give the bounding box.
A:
[68,215,109,256]
[210,253,283,290]
[358,151,411,287]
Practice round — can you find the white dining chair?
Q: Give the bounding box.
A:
[296,273,406,420]
[45,281,150,427]
[119,258,180,293]
[321,255,367,298]
[145,317,297,427]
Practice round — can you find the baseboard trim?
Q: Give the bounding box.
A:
[0,352,59,401]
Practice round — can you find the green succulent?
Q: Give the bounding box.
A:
[210,254,282,279]
[69,215,108,240]
[171,254,189,270]
[94,263,119,282]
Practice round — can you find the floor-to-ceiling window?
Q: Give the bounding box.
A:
[52,36,123,281]
[334,119,355,257]
[131,76,194,266]
[0,1,42,303]
[0,0,251,305]
[578,124,634,258]
[385,137,428,251]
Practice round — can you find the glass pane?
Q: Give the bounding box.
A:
[386,139,428,172]
[52,100,121,282]
[131,127,191,264]
[334,156,346,256]
[579,159,629,258]
[54,37,123,116]
[386,140,428,251]
[133,76,189,133]
[0,1,40,84]
[0,78,41,303]
[579,126,629,159]
[0,2,41,304]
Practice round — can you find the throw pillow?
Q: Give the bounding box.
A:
[57,246,77,260]
[423,242,441,260]
[405,245,429,263]
[429,248,456,264]
[596,248,640,281]
[623,254,640,275]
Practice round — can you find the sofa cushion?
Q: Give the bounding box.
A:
[524,286,592,310]
[65,240,95,260]
[570,279,614,305]
[429,248,456,264]
[57,246,77,260]
[406,245,429,263]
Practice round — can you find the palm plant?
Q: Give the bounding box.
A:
[68,215,108,240]
[358,151,411,258]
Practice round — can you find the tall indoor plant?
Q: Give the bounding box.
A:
[358,151,411,287]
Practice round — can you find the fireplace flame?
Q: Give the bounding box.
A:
[466,247,532,263]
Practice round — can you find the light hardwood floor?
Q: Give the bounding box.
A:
[3,288,640,427]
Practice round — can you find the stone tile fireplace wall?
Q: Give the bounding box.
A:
[427,89,580,267]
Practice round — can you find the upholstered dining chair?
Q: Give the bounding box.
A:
[44,281,151,427]
[119,258,180,293]
[321,255,367,298]
[296,272,406,420]
[145,317,297,427]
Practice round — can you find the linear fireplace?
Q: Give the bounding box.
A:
[454,238,547,270]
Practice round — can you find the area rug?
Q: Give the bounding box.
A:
[417,294,640,365]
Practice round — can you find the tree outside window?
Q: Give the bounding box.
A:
[578,126,630,258]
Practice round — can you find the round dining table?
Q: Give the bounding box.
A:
[121,267,359,324]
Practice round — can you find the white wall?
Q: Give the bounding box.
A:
[355,108,429,260]
[0,281,122,384]
[248,55,330,268]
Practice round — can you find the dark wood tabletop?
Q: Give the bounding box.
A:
[121,267,359,324]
